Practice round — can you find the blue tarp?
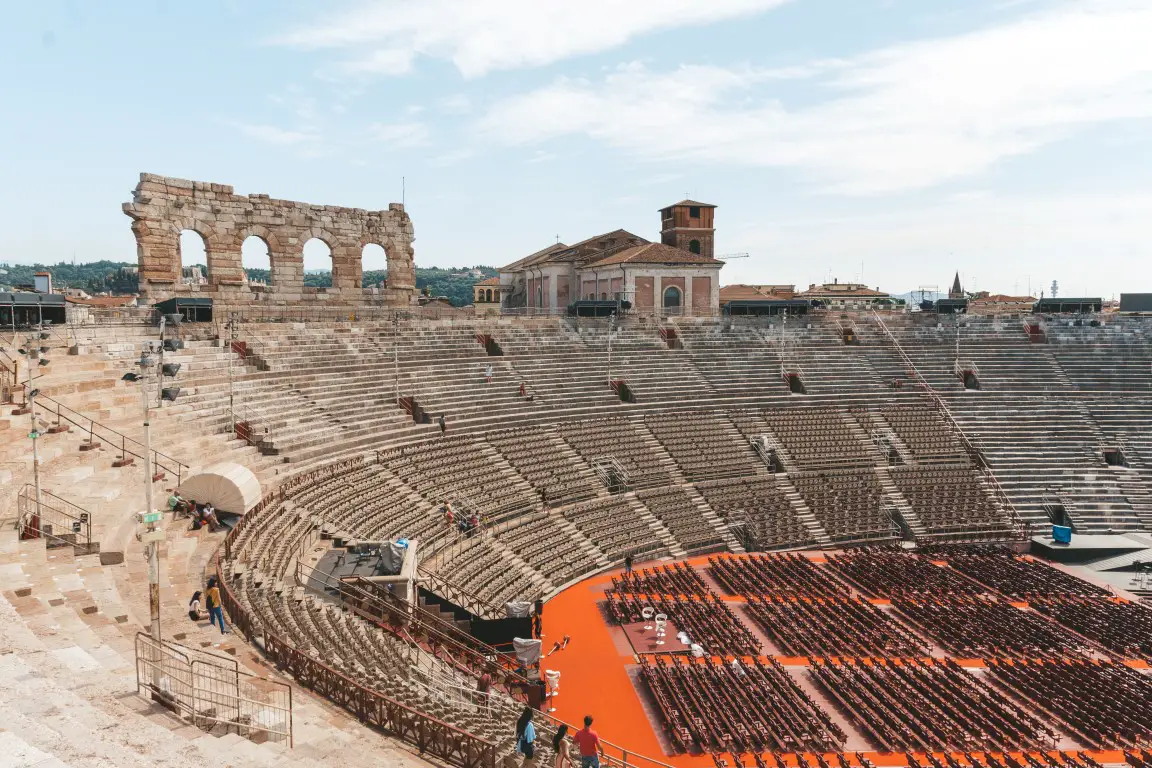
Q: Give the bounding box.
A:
[1052,525,1072,544]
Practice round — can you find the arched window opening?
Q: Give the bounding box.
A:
[179,230,208,285]
[241,236,271,285]
[361,243,387,287]
[688,239,701,254]
[663,286,682,310]
[303,238,333,288]
[601,292,608,301]
[486,289,493,303]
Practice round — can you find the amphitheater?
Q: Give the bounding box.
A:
[4,189,1152,768]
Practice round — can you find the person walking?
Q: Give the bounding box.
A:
[574,716,603,768]
[438,414,447,435]
[553,725,571,768]
[623,553,633,576]
[205,579,227,635]
[485,364,494,384]
[515,707,536,761]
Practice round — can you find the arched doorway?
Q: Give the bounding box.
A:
[688,239,701,254]
[663,285,682,311]
[241,235,271,285]
[179,230,208,285]
[361,243,387,288]
[302,238,333,288]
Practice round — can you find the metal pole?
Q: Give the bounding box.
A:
[227,315,235,434]
[141,365,161,643]
[607,314,613,384]
[26,336,43,532]
[156,320,165,409]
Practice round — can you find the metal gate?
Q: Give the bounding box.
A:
[135,632,292,745]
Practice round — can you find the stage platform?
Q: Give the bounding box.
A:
[539,552,1140,768]
[1029,532,1149,564]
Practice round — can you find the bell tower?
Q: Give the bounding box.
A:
[660,200,717,259]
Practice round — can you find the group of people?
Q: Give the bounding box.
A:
[167,490,222,532]
[515,710,604,768]
[443,502,481,537]
[187,576,227,635]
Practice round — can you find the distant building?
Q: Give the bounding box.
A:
[949,272,964,299]
[33,272,52,294]
[498,200,724,315]
[968,294,1036,315]
[719,284,796,302]
[798,280,890,309]
[472,276,502,314]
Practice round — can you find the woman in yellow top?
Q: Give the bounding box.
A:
[205,579,226,635]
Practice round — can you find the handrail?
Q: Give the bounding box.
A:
[220,463,679,768]
[340,573,531,689]
[214,554,499,768]
[871,312,1029,541]
[17,484,93,549]
[25,389,188,485]
[416,564,503,621]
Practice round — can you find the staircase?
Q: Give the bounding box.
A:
[774,474,833,548]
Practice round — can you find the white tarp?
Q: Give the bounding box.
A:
[178,462,262,515]
[512,638,542,666]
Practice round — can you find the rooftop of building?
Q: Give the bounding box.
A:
[587,242,722,267]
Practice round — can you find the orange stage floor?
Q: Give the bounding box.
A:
[538,552,1134,768]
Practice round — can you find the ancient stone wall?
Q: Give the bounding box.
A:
[122,173,416,306]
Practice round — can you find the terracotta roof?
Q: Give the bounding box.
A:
[971,294,1035,303]
[474,276,501,286]
[661,200,717,210]
[499,242,568,272]
[800,285,888,298]
[587,242,722,267]
[65,295,137,307]
[720,284,796,302]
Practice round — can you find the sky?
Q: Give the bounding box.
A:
[2,0,1150,297]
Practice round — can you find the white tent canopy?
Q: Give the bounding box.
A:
[178,462,262,515]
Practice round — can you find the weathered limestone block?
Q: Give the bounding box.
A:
[123,172,417,308]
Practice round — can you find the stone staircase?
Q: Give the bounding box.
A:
[626,493,684,559]
[774,474,834,548]
[874,466,928,539]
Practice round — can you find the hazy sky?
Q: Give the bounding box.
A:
[2,0,1150,297]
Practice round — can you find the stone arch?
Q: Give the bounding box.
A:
[486,289,493,303]
[688,239,701,254]
[236,225,285,286]
[361,242,388,287]
[299,228,341,288]
[663,285,682,310]
[173,219,214,285]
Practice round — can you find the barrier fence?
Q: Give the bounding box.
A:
[134,632,292,745]
[217,456,679,768]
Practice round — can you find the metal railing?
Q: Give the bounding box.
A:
[296,562,532,698]
[871,311,1029,541]
[134,632,292,745]
[214,554,497,768]
[416,564,504,621]
[17,484,93,550]
[23,390,188,485]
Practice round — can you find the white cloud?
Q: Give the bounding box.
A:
[370,121,431,147]
[229,122,317,146]
[479,0,1152,194]
[429,148,476,167]
[272,0,790,78]
[438,94,472,115]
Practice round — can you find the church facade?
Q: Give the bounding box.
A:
[498,201,724,316]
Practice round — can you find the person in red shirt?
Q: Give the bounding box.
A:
[573,716,603,768]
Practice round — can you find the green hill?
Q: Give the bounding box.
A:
[0,261,498,307]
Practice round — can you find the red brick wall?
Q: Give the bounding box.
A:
[635,277,654,309]
[557,276,570,306]
[662,276,685,307]
[582,280,596,300]
[692,276,712,314]
[610,277,623,297]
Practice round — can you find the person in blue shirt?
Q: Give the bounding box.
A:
[515,707,536,760]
